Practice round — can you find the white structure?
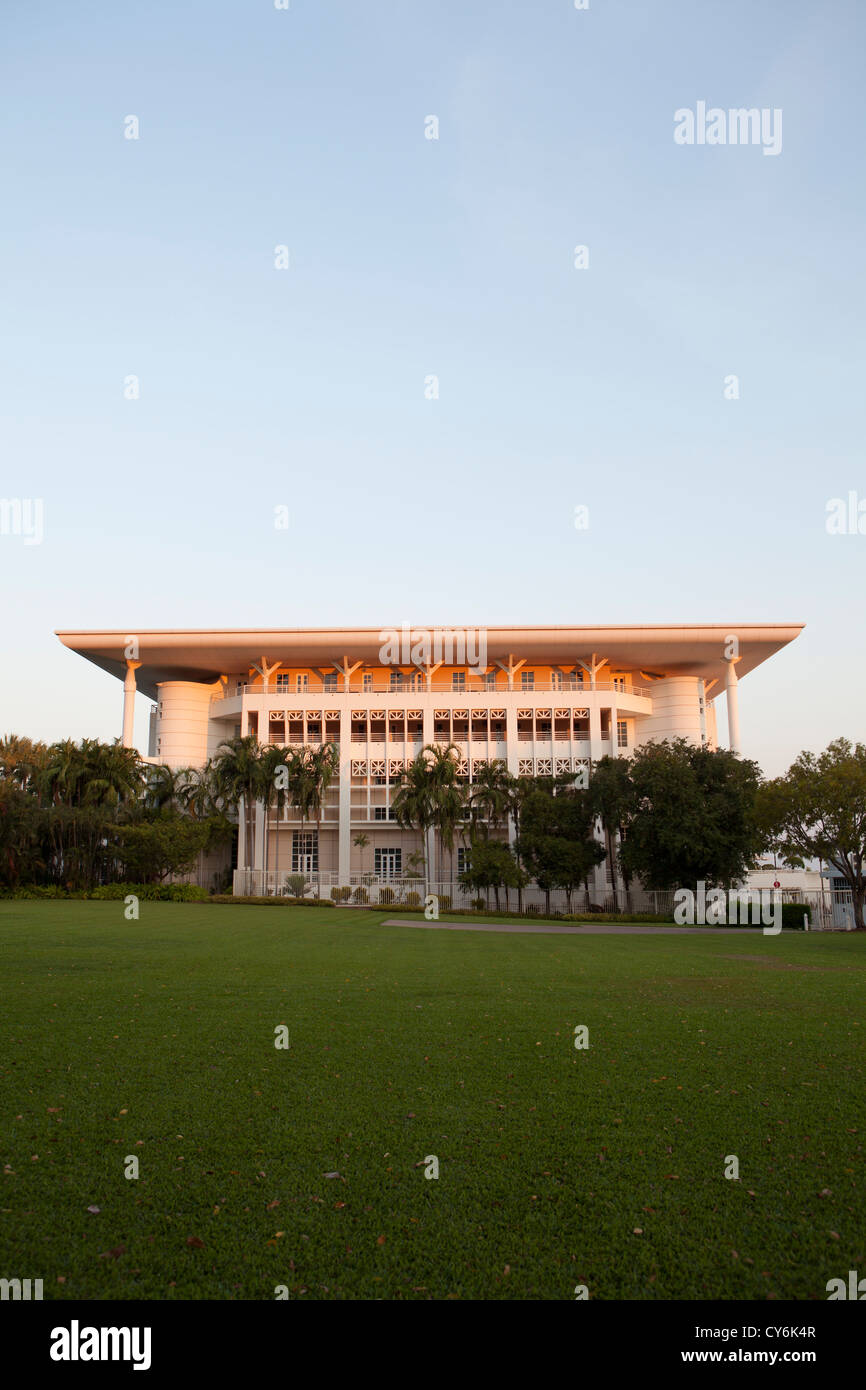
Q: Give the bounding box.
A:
[57,624,803,898]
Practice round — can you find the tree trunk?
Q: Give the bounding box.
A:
[606,827,619,912]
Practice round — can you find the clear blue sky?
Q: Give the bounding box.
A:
[1,0,863,775]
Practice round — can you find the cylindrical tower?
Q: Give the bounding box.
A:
[154,681,221,768]
[635,676,705,748]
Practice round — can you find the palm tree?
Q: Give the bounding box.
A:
[178,762,225,888]
[353,832,371,883]
[589,755,634,911]
[260,745,294,894]
[469,759,514,838]
[211,735,266,883]
[144,762,182,813]
[392,751,439,894]
[393,744,466,891]
[301,744,340,894]
[0,735,47,792]
[427,745,466,888]
[506,773,536,913]
[31,739,144,887]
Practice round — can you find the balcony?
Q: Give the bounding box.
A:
[229,678,650,699]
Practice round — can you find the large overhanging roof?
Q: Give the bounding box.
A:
[55,625,804,701]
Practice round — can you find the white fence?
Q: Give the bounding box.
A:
[229,870,860,927]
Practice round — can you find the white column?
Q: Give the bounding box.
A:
[725,659,740,755]
[122,661,141,748]
[505,701,519,846]
[337,733,352,884]
[588,697,602,762]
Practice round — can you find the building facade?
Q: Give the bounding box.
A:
[56,624,803,899]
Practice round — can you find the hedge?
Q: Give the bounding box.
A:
[208,895,335,907]
[89,883,209,902]
[0,882,208,902]
[781,902,811,930]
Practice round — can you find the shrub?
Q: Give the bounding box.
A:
[352,886,369,904]
[472,896,486,912]
[284,874,307,898]
[781,902,811,931]
[208,895,335,907]
[0,883,210,902]
[404,891,421,908]
[378,887,395,906]
[0,884,69,900]
[88,883,208,902]
[438,894,451,911]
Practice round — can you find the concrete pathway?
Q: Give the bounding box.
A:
[381,918,767,936]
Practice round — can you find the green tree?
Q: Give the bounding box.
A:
[211,735,266,873]
[299,744,340,892]
[114,811,222,883]
[758,738,866,929]
[458,836,522,912]
[469,760,514,840]
[0,783,47,886]
[589,754,635,910]
[518,779,604,913]
[620,739,763,892]
[392,745,457,888]
[424,744,467,886]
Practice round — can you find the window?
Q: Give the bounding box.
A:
[296,674,308,692]
[612,676,626,692]
[363,672,373,690]
[521,671,535,689]
[551,671,563,689]
[323,673,338,691]
[375,847,402,878]
[617,720,628,748]
[292,831,318,871]
[276,673,290,689]
[483,671,496,687]
[389,671,403,689]
[374,806,397,821]
[452,672,465,690]
[457,847,470,874]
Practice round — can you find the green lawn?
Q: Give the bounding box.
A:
[1,901,863,1301]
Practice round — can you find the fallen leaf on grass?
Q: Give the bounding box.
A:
[186,1236,204,1249]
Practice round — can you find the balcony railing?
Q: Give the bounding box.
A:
[517,731,591,741]
[227,679,650,699]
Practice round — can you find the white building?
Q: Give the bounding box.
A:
[57,623,803,900]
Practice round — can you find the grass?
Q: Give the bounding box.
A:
[0,900,863,1301]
